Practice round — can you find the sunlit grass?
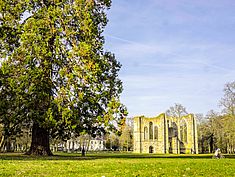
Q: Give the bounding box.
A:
[0,152,235,176]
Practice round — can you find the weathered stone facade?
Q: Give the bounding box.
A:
[133,113,198,154]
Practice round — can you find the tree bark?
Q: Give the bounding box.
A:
[0,135,5,151]
[5,139,11,152]
[209,134,214,153]
[25,122,52,156]
[81,147,85,156]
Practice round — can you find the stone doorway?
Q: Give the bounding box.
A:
[149,146,154,153]
[169,139,173,154]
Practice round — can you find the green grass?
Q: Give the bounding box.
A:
[1,152,235,177]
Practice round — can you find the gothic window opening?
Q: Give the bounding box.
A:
[144,126,148,140]
[180,120,187,143]
[149,122,153,140]
[154,126,158,140]
[172,122,178,137]
[149,146,154,153]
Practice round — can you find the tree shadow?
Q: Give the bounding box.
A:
[0,152,235,161]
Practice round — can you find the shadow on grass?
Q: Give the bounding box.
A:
[1,152,235,161]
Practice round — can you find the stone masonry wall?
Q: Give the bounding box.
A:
[133,113,198,154]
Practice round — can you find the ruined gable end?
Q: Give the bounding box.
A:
[133,113,198,154]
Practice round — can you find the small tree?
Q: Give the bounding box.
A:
[119,117,133,151]
[119,124,133,151]
[105,133,119,151]
[166,103,188,118]
[219,81,235,116]
[166,103,188,154]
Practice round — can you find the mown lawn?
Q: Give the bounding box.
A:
[1,152,235,177]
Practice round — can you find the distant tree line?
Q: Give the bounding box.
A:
[197,81,235,154]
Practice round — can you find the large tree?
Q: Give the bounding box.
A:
[219,81,235,152]
[0,0,126,155]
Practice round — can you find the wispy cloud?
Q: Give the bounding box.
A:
[105,0,235,117]
[106,34,235,72]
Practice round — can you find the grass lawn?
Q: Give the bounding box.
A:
[1,152,235,177]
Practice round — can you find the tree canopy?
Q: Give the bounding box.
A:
[0,0,127,155]
[197,81,235,153]
[219,81,235,116]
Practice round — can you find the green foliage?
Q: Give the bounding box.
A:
[197,81,235,154]
[119,124,133,151]
[105,133,119,150]
[0,61,26,150]
[0,0,126,152]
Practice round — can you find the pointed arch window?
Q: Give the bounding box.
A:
[154,126,158,140]
[149,122,153,140]
[172,122,178,137]
[180,120,187,143]
[144,126,148,140]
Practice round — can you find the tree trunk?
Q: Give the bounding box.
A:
[0,135,5,152]
[25,122,52,156]
[5,138,12,152]
[209,134,214,153]
[81,147,85,156]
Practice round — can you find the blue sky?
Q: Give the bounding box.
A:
[104,0,235,117]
